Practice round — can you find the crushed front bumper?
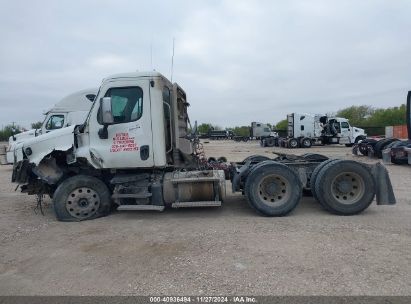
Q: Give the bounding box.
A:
[11,160,31,184]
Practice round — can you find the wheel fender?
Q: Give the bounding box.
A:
[369,163,396,205]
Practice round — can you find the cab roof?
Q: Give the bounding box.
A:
[45,88,98,114]
[104,71,168,81]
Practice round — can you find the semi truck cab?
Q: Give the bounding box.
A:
[327,117,366,145]
[6,88,97,164]
[11,71,395,222]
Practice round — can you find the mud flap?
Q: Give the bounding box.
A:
[370,163,396,205]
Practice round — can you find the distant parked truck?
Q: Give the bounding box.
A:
[5,88,97,164]
[263,113,366,148]
[250,122,278,147]
[208,129,234,140]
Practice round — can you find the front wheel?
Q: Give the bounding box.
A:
[53,175,112,221]
[245,162,302,216]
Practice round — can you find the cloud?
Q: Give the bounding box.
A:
[88,54,129,69]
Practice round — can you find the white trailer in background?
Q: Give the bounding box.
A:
[5,88,97,164]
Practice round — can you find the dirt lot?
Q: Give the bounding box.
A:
[0,141,410,296]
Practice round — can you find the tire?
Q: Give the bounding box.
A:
[358,145,368,156]
[300,137,312,148]
[217,156,227,163]
[358,139,377,156]
[243,155,271,163]
[374,138,399,159]
[245,162,302,216]
[265,137,275,147]
[288,138,299,149]
[309,159,340,202]
[390,141,411,164]
[208,157,217,163]
[314,160,375,215]
[53,175,112,221]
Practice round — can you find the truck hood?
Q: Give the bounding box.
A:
[353,127,366,134]
[9,128,36,144]
[16,125,76,165]
[10,129,36,142]
[7,129,37,152]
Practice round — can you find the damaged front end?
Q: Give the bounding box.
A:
[11,126,76,195]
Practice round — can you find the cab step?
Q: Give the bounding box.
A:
[117,205,164,211]
[171,201,222,208]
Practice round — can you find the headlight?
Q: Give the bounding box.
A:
[25,147,32,156]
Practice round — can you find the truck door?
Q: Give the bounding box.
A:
[88,79,154,169]
[339,121,351,143]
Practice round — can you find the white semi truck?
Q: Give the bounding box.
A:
[270,113,366,148]
[6,88,97,164]
[12,72,395,221]
[250,122,276,139]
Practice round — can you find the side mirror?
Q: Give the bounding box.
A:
[100,97,114,124]
[98,97,113,139]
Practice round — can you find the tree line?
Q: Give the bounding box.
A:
[0,122,42,141]
[1,104,407,141]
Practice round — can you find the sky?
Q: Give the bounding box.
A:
[1,0,411,129]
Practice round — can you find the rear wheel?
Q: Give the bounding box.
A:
[245,162,302,216]
[288,138,299,149]
[309,159,339,202]
[314,160,375,215]
[53,175,112,221]
[300,137,312,148]
[265,137,275,147]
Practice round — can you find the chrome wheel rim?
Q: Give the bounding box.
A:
[66,187,100,219]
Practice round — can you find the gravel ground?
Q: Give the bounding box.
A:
[0,141,410,296]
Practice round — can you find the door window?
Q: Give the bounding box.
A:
[98,87,143,124]
[45,115,65,130]
[341,122,350,129]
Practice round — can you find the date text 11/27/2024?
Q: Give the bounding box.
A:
[149,296,257,303]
